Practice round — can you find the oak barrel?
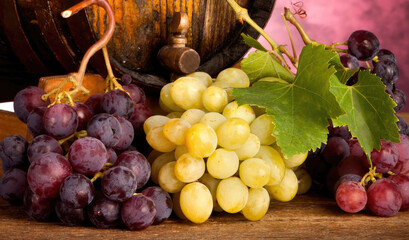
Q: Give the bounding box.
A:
[0,0,275,98]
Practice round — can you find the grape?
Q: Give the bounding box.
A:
[112,115,134,151]
[396,115,409,136]
[216,118,250,150]
[166,111,183,118]
[328,122,352,142]
[179,182,213,223]
[27,107,47,137]
[348,139,367,164]
[233,133,261,161]
[335,181,367,213]
[59,174,95,209]
[171,192,187,220]
[216,177,248,213]
[346,67,366,86]
[347,30,379,61]
[123,84,146,105]
[0,168,28,205]
[174,153,205,183]
[200,112,227,130]
[254,145,286,186]
[294,168,312,195]
[102,89,134,119]
[43,103,79,140]
[322,136,350,165]
[27,152,72,198]
[216,68,250,88]
[27,134,63,163]
[150,152,176,184]
[180,108,206,125]
[106,148,118,164]
[306,150,331,184]
[158,161,186,193]
[121,194,156,230]
[250,114,276,145]
[170,76,207,110]
[198,173,223,212]
[388,174,409,210]
[162,118,191,145]
[337,156,366,177]
[87,113,122,148]
[174,145,189,160]
[333,174,362,194]
[392,88,406,112]
[0,134,28,171]
[206,148,239,180]
[159,83,184,113]
[265,168,298,202]
[87,192,121,228]
[13,86,50,123]
[242,187,270,221]
[141,186,173,224]
[239,158,271,188]
[284,152,308,169]
[370,140,398,173]
[101,166,138,202]
[392,134,409,175]
[340,54,360,70]
[185,123,218,158]
[23,188,56,222]
[55,199,87,226]
[374,49,396,64]
[68,137,108,175]
[187,71,213,87]
[128,103,153,136]
[84,93,104,115]
[143,115,170,135]
[73,101,93,131]
[114,150,151,189]
[202,86,228,112]
[222,101,255,124]
[367,178,402,217]
[146,126,176,153]
[372,60,399,85]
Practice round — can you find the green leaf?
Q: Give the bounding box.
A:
[329,54,359,84]
[240,50,294,84]
[329,70,400,158]
[233,44,344,158]
[240,33,267,52]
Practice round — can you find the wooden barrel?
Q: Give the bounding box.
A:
[0,0,275,95]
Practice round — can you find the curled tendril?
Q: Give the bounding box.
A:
[291,1,307,18]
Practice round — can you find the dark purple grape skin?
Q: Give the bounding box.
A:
[24,188,56,222]
[120,74,133,85]
[333,173,362,194]
[306,151,331,184]
[326,166,340,194]
[123,84,146,105]
[27,152,72,198]
[396,115,409,136]
[107,148,118,164]
[101,166,138,202]
[372,60,399,85]
[322,136,350,165]
[392,134,409,175]
[87,192,122,228]
[347,30,380,61]
[392,88,406,112]
[59,174,95,209]
[27,107,47,137]
[328,122,352,142]
[43,103,79,140]
[112,115,134,151]
[373,49,396,65]
[336,181,367,213]
[340,54,360,70]
[0,168,28,205]
[129,103,153,136]
[55,199,87,226]
[0,134,28,171]
[388,174,409,210]
[85,93,104,116]
[13,86,50,123]
[102,89,135,119]
[114,151,151,189]
[87,113,123,148]
[141,186,172,224]
[27,134,63,163]
[68,137,108,175]
[367,178,402,217]
[370,140,398,174]
[73,102,93,131]
[121,194,156,230]
[337,156,366,178]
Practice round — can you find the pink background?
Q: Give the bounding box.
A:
[252,0,409,111]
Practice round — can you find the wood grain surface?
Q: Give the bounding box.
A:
[0,111,408,239]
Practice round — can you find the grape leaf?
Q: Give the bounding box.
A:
[241,33,267,52]
[329,54,359,84]
[233,44,344,158]
[329,70,400,157]
[240,50,294,84]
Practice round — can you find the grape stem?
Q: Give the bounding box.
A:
[90,163,114,182]
[57,130,88,145]
[359,167,383,187]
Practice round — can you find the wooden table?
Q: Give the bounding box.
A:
[1,110,409,239]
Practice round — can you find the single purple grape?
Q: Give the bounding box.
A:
[59,174,95,209]
[55,199,87,226]
[68,137,108,175]
[73,101,93,131]
[87,192,121,228]
[13,86,50,123]
[123,84,146,105]
[27,107,47,137]
[121,194,156,230]
[87,113,122,148]
[129,103,153,136]
[114,150,151,189]
[347,30,379,61]
[102,89,134,119]
[388,174,409,210]
[142,186,172,224]
[112,115,134,151]
[372,60,399,85]
[367,178,402,217]
[101,166,137,202]
[27,134,63,163]
[322,136,350,165]
[340,54,360,70]
[336,181,367,213]
[85,93,104,115]
[43,103,78,140]
[24,187,56,222]
[370,140,398,174]
[0,134,28,171]
[0,168,28,205]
